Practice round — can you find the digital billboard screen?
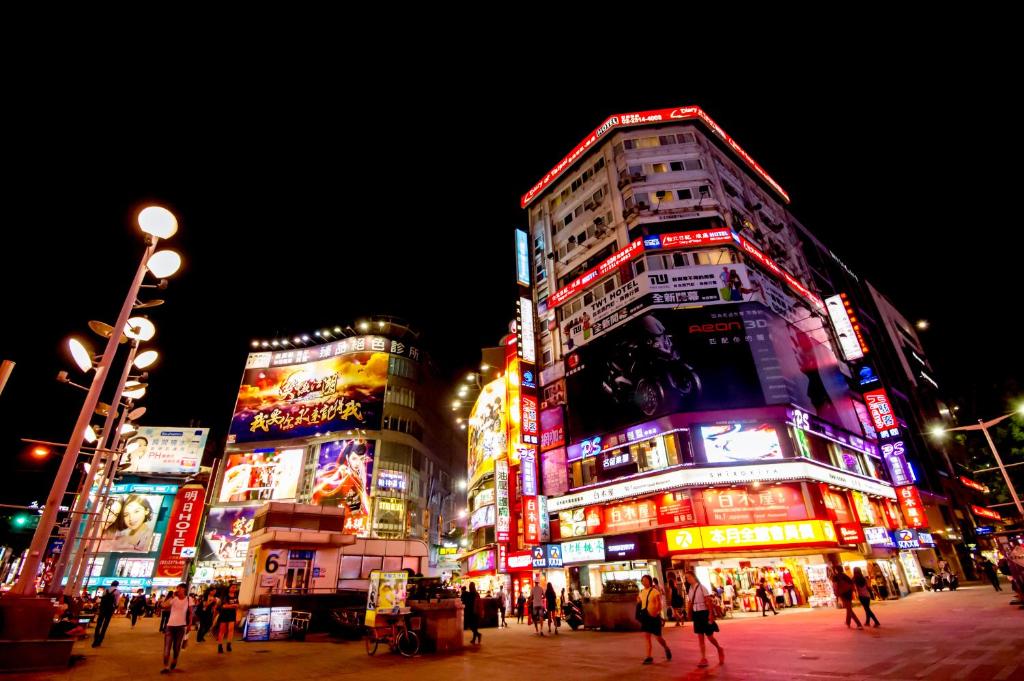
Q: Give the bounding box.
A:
[97,493,166,554]
[312,438,374,535]
[219,448,304,503]
[200,506,256,563]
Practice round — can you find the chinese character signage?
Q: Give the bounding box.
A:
[703,484,806,526]
[560,537,605,563]
[200,506,256,564]
[880,440,913,487]
[312,439,374,536]
[521,451,538,497]
[971,505,1002,521]
[656,491,695,526]
[603,500,658,533]
[506,550,532,570]
[376,469,406,492]
[959,477,990,494]
[540,407,565,452]
[538,496,550,543]
[155,485,207,578]
[523,496,540,544]
[471,504,496,530]
[531,544,547,568]
[496,459,510,542]
[228,349,387,444]
[515,228,531,287]
[516,297,537,363]
[546,543,563,567]
[820,487,855,525]
[835,522,866,545]
[220,449,304,503]
[864,526,895,547]
[825,294,867,361]
[896,486,926,529]
[667,520,837,553]
[864,389,898,436]
[124,427,207,475]
[521,394,539,445]
[893,528,922,549]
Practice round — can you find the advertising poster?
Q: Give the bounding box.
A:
[200,506,256,563]
[565,304,859,442]
[540,406,566,452]
[244,608,271,642]
[468,378,508,486]
[495,459,510,541]
[703,484,807,525]
[97,493,165,554]
[228,349,388,444]
[155,486,207,578]
[365,571,409,626]
[467,550,496,574]
[269,607,293,640]
[219,449,304,503]
[123,426,207,475]
[700,423,782,463]
[311,438,374,536]
[541,447,569,498]
[471,504,496,530]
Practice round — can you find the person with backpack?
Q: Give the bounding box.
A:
[684,571,723,668]
[91,580,121,647]
[832,569,863,630]
[129,588,147,627]
[853,567,880,627]
[637,575,672,665]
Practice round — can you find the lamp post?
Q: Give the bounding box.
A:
[9,206,178,598]
[930,407,1024,518]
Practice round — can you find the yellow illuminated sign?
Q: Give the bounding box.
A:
[667,520,838,553]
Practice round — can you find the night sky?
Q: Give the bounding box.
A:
[4,82,1021,504]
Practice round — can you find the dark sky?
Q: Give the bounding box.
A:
[4,75,1021,504]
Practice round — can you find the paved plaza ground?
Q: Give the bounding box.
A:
[10,582,1024,681]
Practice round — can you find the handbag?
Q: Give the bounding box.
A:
[635,591,650,622]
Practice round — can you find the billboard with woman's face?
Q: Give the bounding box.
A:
[97,493,164,554]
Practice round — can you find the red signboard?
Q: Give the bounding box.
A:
[820,486,854,525]
[659,229,733,249]
[520,106,790,208]
[523,496,541,544]
[603,500,658,534]
[971,505,1002,521]
[656,491,695,526]
[155,485,207,578]
[521,394,539,443]
[864,389,897,433]
[497,543,508,573]
[835,522,866,545]
[540,406,566,452]
[733,233,824,312]
[548,239,644,307]
[882,500,902,530]
[960,476,990,494]
[896,485,927,529]
[703,484,807,526]
[506,550,533,570]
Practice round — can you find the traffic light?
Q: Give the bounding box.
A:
[9,513,41,531]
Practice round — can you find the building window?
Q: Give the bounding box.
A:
[691,248,736,265]
[677,132,696,144]
[683,159,704,171]
[723,181,740,197]
[574,205,584,218]
[652,162,669,173]
[698,185,712,198]
[637,136,661,149]
[594,158,605,171]
[542,349,553,366]
[658,135,675,145]
[633,258,646,276]
[670,161,684,172]
[563,214,573,227]
[676,188,693,201]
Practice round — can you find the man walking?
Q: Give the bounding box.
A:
[497,585,509,627]
[91,580,121,647]
[978,557,1002,591]
[530,579,546,636]
[161,583,192,674]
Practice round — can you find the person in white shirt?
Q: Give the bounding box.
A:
[161,583,192,674]
[497,585,509,628]
[530,580,546,636]
[685,571,724,668]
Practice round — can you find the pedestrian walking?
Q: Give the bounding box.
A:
[669,578,685,626]
[756,578,777,616]
[684,571,723,668]
[636,575,671,664]
[160,583,191,674]
[497,585,508,627]
[462,582,482,644]
[978,557,1003,592]
[129,589,146,627]
[516,592,527,624]
[530,579,546,636]
[196,588,218,642]
[853,567,880,627]
[216,582,240,653]
[545,583,559,634]
[158,591,172,632]
[832,569,863,630]
[91,580,121,648]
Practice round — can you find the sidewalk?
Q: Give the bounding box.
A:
[13,584,1024,681]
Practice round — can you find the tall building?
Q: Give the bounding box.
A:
[200,316,465,587]
[515,106,948,611]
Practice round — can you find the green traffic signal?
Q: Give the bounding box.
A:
[13,514,28,527]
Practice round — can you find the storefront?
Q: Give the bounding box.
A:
[460,547,506,596]
[688,555,818,612]
[558,536,663,599]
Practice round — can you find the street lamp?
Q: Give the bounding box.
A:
[930,406,1024,517]
[10,206,179,600]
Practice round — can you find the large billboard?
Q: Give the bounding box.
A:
[123,427,207,474]
[227,349,388,444]
[97,493,166,554]
[468,378,508,486]
[311,438,374,535]
[219,449,304,503]
[200,506,256,563]
[564,304,858,442]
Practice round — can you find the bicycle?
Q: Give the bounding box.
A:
[365,612,420,657]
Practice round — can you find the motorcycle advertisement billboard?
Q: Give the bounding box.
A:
[564,303,859,443]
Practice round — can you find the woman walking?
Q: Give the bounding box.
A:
[685,571,723,668]
[545,583,559,634]
[196,588,219,643]
[853,567,880,627]
[637,575,672,665]
[832,570,863,630]
[516,591,527,624]
[216,583,240,653]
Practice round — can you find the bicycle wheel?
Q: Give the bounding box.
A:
[395,629,420,657]
[365,631,379,656]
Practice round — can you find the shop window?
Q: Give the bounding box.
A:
[569,457,599,488]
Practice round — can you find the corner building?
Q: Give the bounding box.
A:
[521,107,929,613]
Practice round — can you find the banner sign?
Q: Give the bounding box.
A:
[155,485,206,578]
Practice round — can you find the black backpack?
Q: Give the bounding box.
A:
[100,589,117,612]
